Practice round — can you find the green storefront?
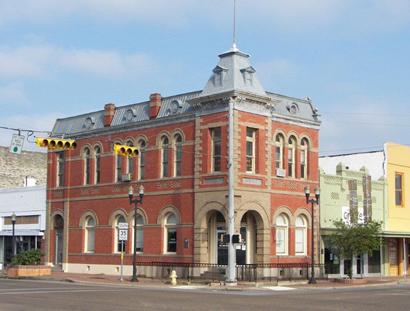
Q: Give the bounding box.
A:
[319,163,386,277]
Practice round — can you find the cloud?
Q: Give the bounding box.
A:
[0,43,156,79]
[1,0,409,34]
[0,45,52,77]
[256,58,299,89]
[0,83,29,107]
[320,95,409,154]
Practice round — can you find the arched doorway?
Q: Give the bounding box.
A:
[53,214,64,267]
[238,212,257,265]
[208,211,226,265]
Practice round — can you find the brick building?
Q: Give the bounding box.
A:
[45,46,321,278]
[0,146,46,188]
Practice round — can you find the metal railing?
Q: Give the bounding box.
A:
[133,262,326,282]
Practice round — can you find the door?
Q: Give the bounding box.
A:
[55,230,63,266]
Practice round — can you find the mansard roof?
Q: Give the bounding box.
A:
[199,47,267,99]
[51,47,320,138]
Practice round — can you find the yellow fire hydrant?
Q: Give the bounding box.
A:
[170,270,177,286]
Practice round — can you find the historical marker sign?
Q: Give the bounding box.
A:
[9,134,25,154]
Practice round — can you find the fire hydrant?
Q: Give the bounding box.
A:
[170,270,177,286]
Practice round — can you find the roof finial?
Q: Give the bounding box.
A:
[232,0,239,52]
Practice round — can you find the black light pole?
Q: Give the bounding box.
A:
[11,212,16,257]
[128,185,144,282]
[304,186,320,284]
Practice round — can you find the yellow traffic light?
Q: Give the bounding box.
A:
[114,144,139,157]
[35,137,77,150]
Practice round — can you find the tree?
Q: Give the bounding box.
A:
[331,220,382,279]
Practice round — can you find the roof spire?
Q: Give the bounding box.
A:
[231,0,239,52]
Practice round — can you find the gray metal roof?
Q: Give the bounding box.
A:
[50,49,320,137]
[200,47,267,98]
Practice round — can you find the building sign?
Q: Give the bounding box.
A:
[342,206,364,225]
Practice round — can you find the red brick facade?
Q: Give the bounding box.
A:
[44,48,320,276]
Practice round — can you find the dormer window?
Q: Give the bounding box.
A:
[83,117,95,130]
[124,108,136,121]
[240,66,256,86]
[212,66,227,87]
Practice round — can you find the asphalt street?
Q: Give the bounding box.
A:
[0,279,409,311]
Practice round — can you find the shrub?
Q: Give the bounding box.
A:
[11,249,42,266]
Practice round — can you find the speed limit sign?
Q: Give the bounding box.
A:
[118,223,128,241]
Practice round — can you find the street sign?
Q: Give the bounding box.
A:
[118,223,128,230]
[9,134,25,154]
[118,223,128,241]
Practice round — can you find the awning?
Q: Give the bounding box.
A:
[0,229,44,237]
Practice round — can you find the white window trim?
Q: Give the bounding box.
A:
[84,217,95,253]
[137,140,146,181]
[131,215,144,254]
[173,135,182,177]
[161,136,169,178]
[210,128,221,172]
[94,147,101,185]
[246,128,256,174]
[288,138,296,178]
[275,135,284,170]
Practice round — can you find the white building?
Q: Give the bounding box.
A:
[0,186,46,269]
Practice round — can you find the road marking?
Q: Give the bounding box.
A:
[0,288,132,295]
[171,285,207,290]
[262,286,296,291]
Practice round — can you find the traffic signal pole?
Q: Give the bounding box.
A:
[226,97,236,284]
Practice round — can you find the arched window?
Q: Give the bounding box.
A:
[164,213,177,253]
[295,216,307,255]
[276,214,289,255]
[85,216,95,253]
[138,139,146,180]
[210,127,221,172]
[133,214,144,252]
[83,147,91,185]
[300,138,309,179]
[275,134,284,170]
[287,136,296,178]
[114,215,127,253]
[246,128,257,173]
[126,140,135,178]
[161,136,169,178]
[114,143,122,182]
[174,134,183,177]
[94,146,101,184]
[56,151,65,187]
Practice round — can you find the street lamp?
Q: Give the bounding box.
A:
[304,186,320,284]
[11,212,16,257]
[128,185,144,282]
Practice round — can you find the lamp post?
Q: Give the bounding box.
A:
[304,186,320,284]
[11,212,16,257]
[128,185,144,282]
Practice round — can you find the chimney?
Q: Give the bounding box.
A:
[149,93,162,119]
[104,103,116,127]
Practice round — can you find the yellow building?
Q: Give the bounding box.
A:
[384,143,410,276]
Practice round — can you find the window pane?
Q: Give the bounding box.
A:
[87,228,95,252]
[167,229,177,252]
[276,228,285,254]
[211,128,222,172]
[295,228,304,254]
[136,227,143,252]
[395,174,403,205]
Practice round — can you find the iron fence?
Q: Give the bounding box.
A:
[133,262,326,282]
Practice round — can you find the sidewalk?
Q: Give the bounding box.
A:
[27,271,410,290]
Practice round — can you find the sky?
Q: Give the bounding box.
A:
[0,0,409,155]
